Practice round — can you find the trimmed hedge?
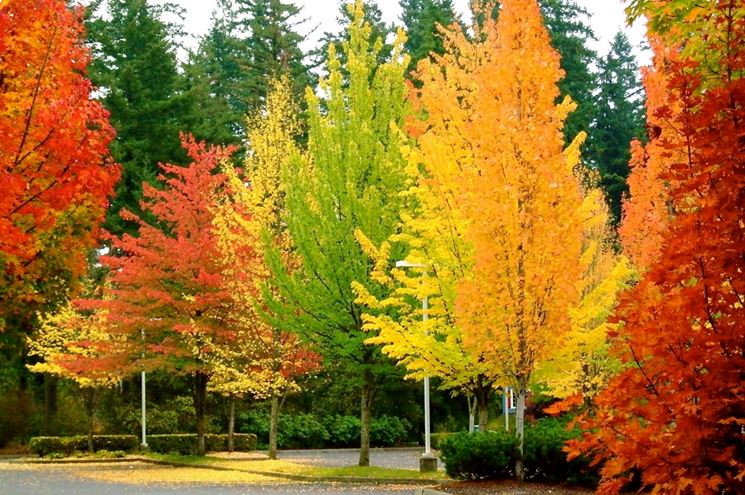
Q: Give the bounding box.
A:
[146,433,257,454]
[239,412,411,449]
[439,418,598,485]
[30,435,138,456]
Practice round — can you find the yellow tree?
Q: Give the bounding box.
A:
[27,290,125,453]
[354,142,502,429]
[213,77,320,459]
[410,0,587,478]
[535,183,634,405]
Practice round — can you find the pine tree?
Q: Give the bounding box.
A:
[590,32,646,223]
[399,0,460,72]
[86,0,190,236]
[539,0,598,148]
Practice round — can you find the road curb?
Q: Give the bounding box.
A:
[413,488,449,495]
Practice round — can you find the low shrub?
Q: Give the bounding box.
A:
[371,415,410,447]
[439,418,598,485]
[146,433,256,454]
[430,432,455,449]
[439,430,517,480]
[29,435,138,456]
[239,411,411,449]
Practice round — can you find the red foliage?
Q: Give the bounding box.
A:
[569,5,745,494]
[0,0,118,313]
[99,135,237,372]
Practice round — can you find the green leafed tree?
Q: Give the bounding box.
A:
[590,32,646,223]
[400,0,461,73]
[263,0,411,467]
[539,0,598,148]
[86,0,191,236]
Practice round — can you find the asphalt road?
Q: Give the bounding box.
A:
[0,462,417,495]
[276,448,441,471]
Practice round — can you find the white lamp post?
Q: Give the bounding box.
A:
[395,260,436,472]
[140,328,148,450]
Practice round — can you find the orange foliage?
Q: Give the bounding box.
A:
[569,3,745,493]
[0,0,118,317]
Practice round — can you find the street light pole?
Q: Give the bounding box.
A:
[395,260,437,472]
[140,328,147,450]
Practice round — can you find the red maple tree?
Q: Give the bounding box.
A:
[569,4,745,494]
[0,0,118,324]
[100,135,237,456]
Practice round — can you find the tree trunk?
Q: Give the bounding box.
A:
[358,377,374,467]
[515,386,527,481]
[269,394,280,459]
[43,374,58,435]
[82,387,98,454]
[227,397,235,452]
[467,395,476,433]
[474,384,491,433]
[192,372,209,456]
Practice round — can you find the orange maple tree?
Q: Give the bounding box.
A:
[569,3,745,494]
[0,0,118,326]
[99,135,237,456]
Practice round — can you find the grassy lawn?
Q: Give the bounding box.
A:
[144,453,449,481]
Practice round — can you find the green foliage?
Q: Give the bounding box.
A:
[239,411,411,448]
[539,0,598,147]
[29,435,138,457]
[146,433,256,454]
[86,0,191,235]
[400,0,460,72]
[439,419,598,484]
[440,430,517,480]
[589,31,646,223]
[430,432,455,449]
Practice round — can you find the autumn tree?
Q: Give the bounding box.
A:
[100,136,237,456]
[214,77,320,459]
[0,0,118,332]
[535,184,633,404]
[263,1,411,466]
[569,2,745,493]
[410,0,587,478]
[27,287,125,453]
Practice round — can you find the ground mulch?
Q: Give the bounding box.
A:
[438,480,594,494]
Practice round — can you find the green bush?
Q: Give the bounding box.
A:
[238,411,412,449]
[439,419,598,485]
[323,415,360,447]
[430,432,455,449]
[522,418,597,485]
[29,435,139,456]
[146,433,256,454]
[440,430,517,480]
[371,415,410,447]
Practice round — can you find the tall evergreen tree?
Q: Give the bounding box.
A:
[186,0,311,144]
[399,0,460,72]
[539,0,597,147]
[591,32,646,223]
[86,0,190,236]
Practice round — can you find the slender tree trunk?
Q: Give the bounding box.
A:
[358,375,374,467]
[227,397,235,452]
[515,385,527,481]
[43,374,58,435]
[467,395,476,433]
[269,394,280,459]
[193,372,209,456]
[82,387,98,454]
